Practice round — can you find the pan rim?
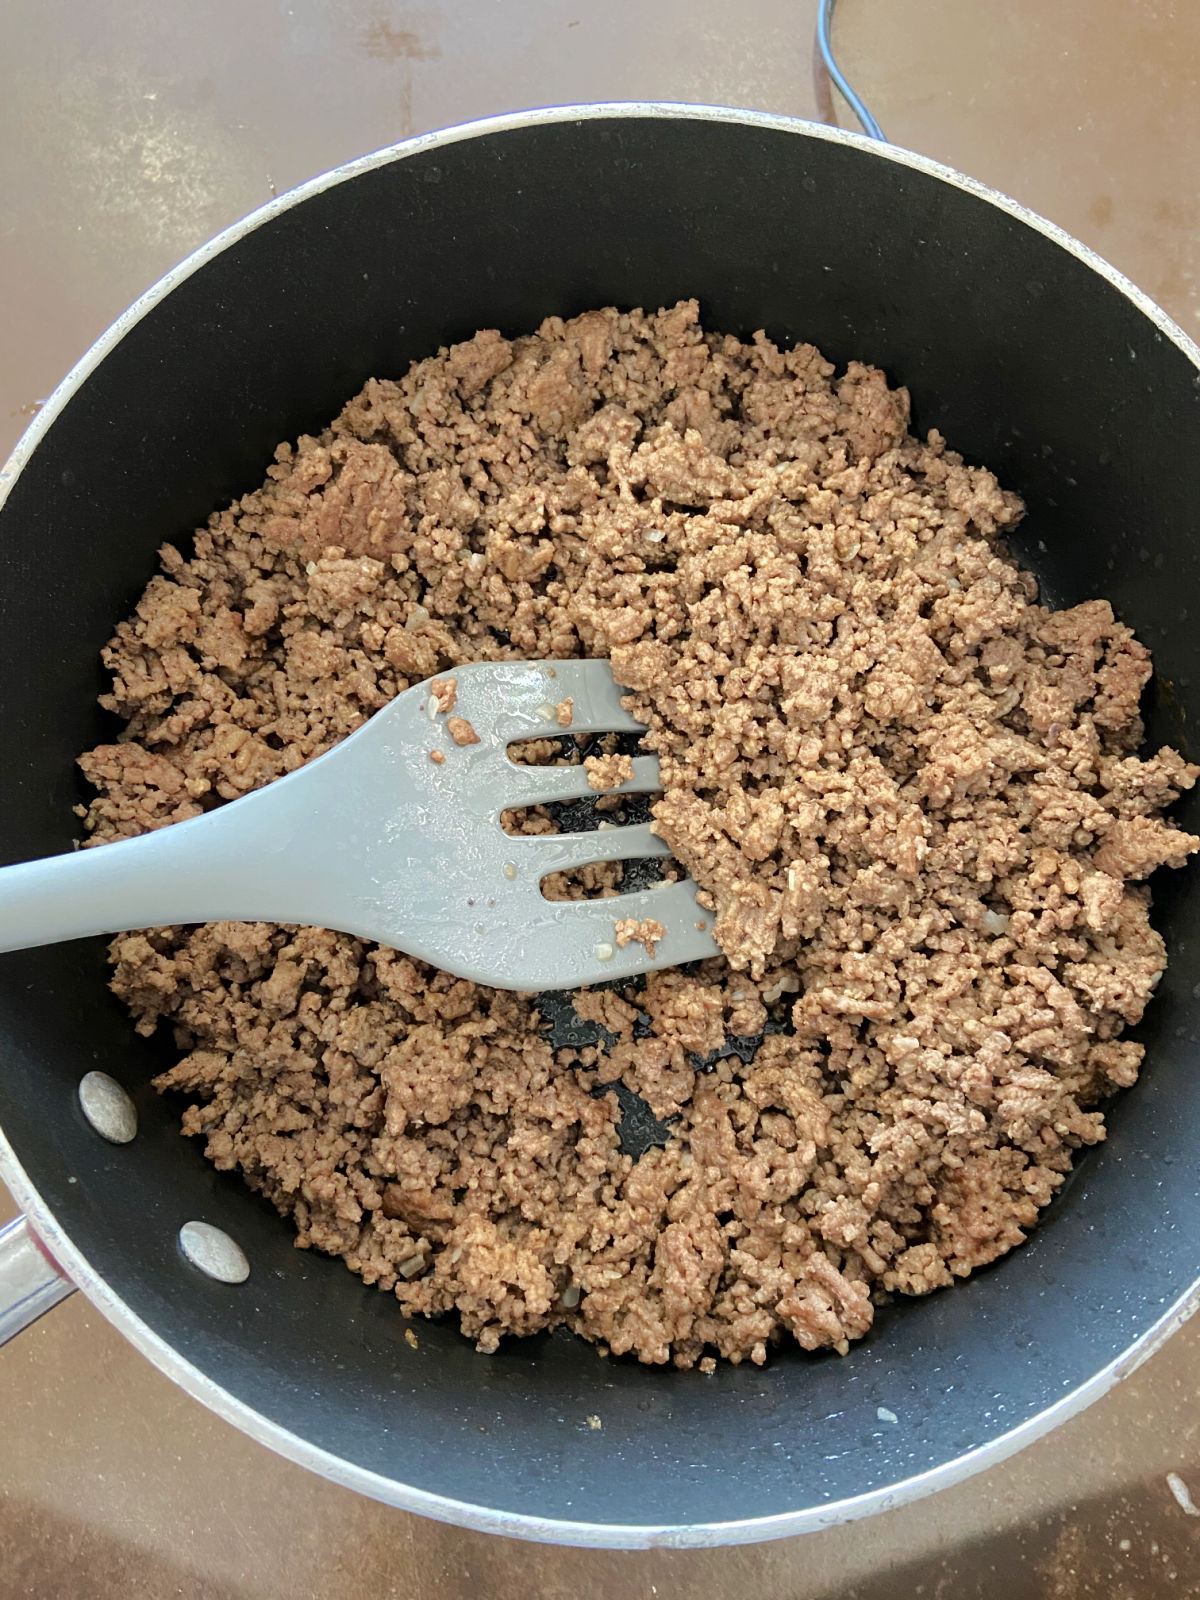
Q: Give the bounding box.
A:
[3,99,1200,1549]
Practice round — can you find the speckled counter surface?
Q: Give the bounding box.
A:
[2,3,1200,1595]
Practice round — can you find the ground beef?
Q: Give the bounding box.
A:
[613,917,667,957]
[79,301,1199,1368]
[428,676,457,714]
[584,752,634,792]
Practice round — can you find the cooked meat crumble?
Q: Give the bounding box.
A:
[428,676,457,714]
[613,917,667,957]
[584,752,634,792]
[80,300,1199,1367]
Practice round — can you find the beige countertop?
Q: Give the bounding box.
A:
[2,2,1200,1594]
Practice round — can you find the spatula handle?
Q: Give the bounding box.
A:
[0,778,320,952]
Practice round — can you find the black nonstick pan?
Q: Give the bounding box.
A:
[2,104,1199,1548]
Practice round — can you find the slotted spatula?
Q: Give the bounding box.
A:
[0,660,720,989]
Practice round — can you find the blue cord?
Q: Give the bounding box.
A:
[817,0,887,143]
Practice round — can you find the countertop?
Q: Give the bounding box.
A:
[2,2,1200,1594]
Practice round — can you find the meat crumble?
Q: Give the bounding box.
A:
[428,676,457,715]
[584,752,634,792]
[613,917,667,957]
[80,301,1199,1368]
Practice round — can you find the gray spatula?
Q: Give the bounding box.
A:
[0,660,720,990]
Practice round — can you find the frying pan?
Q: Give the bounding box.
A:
[2,101,1200,1550]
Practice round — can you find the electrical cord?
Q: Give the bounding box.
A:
[816,0,886,143]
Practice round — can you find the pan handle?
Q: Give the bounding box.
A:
[817,0,886,143]
[0,1215,75,1345]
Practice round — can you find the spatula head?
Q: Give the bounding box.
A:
[304,658,720,989]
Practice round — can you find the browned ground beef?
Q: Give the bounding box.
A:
[78,301,1199,1368]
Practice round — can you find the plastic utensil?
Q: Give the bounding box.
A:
[0,659,719,990]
